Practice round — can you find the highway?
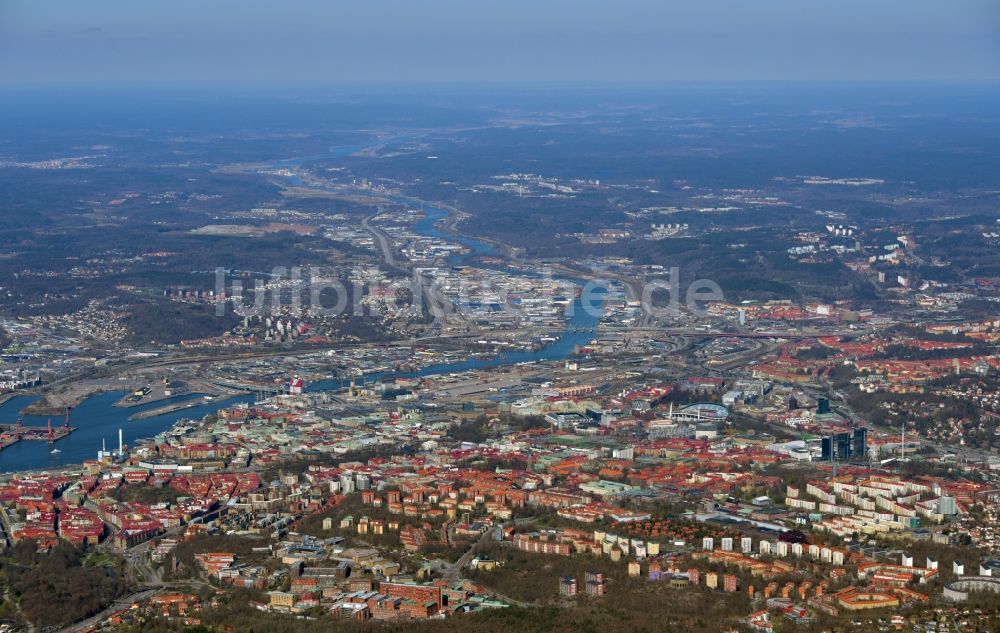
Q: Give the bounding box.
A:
[362,212,461,331]
[55,588,161,633]
[361,213,403,271]
[54,507,230,633]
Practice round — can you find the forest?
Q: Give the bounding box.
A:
[0,540,127,629]
[119,581,757,633]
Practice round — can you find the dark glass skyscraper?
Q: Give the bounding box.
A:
[852,427,868,460]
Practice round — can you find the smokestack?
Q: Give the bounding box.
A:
[119,428,124,456]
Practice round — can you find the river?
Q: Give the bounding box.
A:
[0,141,604,473]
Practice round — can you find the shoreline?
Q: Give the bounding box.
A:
[22,387,110,416]
[128,396,228,421]
[2,153,600,475]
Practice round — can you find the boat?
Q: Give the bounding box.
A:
[50,448,61,454]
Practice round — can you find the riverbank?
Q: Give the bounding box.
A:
[21,378,143,416]
[128,396,226,421]
[0,141,605,473]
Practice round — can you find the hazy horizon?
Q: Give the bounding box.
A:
[2,0,999,84]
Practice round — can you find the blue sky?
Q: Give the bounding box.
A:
[1,0,998,83]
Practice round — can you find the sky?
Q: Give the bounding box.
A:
[1,0,999,84]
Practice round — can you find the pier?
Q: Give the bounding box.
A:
[128,397,216,421]
[0,415,76,450]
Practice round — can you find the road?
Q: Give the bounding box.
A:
[55,588,161,633]
[54,507,232,633]
[810,378,999,465]
[442,517,535,583]
[362,212,462,331]
[362,214,403,271]
[445,527,496,583]
[55,577,215,633]
[16,330,494,412]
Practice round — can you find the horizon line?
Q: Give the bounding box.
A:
[2,78,1000,90]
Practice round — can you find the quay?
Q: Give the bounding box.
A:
[128,397,220,421]
[0,419,76,449]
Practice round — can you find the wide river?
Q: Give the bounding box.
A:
[0,143,604,473]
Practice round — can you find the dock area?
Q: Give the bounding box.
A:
[0,421,76,449]
[128,396,223,421]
